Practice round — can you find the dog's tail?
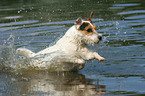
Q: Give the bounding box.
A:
[16,48,36,58]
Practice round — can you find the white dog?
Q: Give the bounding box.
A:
[16,11,105,71]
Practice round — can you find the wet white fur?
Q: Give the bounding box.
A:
[16,24,104,71]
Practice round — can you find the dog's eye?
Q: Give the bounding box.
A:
[87,28,92,32]
[80,23,89,30]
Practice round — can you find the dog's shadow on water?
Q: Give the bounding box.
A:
[1,70,106,96]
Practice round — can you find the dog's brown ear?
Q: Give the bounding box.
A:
[87,11,93,21]
[74,17,83,29]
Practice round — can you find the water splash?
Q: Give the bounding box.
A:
[0,34,16,71]
[0,34,78,72]
[0,34,35,72]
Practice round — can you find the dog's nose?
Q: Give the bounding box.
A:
[98,35,102,41]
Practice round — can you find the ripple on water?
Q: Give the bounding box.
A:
[125,15,145,20]
[3,16,23,20]
[0,0,145,96]
[113,3,140,7]
[118,10,145,15]
[0,20,39,27]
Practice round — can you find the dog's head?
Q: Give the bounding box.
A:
[74,11,102,46]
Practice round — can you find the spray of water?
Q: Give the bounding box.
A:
[0,34,16,71]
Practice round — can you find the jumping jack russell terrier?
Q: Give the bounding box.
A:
[16,11,105,71]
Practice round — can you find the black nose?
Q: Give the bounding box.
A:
[98,36,102,41]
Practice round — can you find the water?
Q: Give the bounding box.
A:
[0,0,145,95]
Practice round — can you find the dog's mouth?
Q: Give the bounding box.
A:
[89,40,100,46]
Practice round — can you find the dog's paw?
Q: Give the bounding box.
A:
[75,59,85,64]
[75,59,85,70]
[98,57,105,62]
[78,64,85,70]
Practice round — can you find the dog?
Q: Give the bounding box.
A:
[16,11,105,71]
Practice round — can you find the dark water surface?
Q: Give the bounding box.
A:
[0,0,145,95]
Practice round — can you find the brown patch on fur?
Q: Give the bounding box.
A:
[79,23,98,36]
[93,24,97,30]
[79,30,94,36]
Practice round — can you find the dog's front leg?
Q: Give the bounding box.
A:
[70,58,85,70]
[58,56,85,64]
[84,52,105,61]
[93,52,105,61]
[59,57,85,70]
